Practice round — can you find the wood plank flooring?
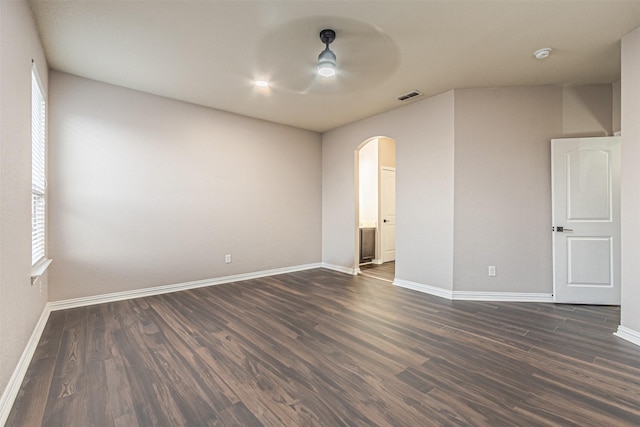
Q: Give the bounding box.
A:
[7,268,640,426]
[359,261,395,282]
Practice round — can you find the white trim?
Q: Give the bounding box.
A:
[321,263,358,275]
[30,258,52,279]
[452,291,554,302]
[372,259,383,265]
[380,166,396,264]
[614,326,640,347]
[393,279,554,302]
[49,263,322,311]
[0,305,51,426]
[393,278,454,300]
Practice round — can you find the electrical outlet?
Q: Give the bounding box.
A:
[225,254,232,264]
[488,265,496,277]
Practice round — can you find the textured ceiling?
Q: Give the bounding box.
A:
[29,0,640,132]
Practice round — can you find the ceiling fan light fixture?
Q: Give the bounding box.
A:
[318,48,336,77]
[317,29,337,78]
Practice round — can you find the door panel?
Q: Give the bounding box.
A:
[567,237,612,285]
[552,137,620,304]
[567,150,611,221]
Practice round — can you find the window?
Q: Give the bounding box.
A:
[31,66,46,267]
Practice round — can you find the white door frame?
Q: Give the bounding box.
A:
[380,166,396,263]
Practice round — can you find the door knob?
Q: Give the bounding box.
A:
[384,219,388,223]
[553,226,574,232]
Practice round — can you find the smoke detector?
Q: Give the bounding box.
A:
[534,48,552,60]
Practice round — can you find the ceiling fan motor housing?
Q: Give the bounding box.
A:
[320,29,336,45]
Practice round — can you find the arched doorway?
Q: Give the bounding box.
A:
[354,136,396,281]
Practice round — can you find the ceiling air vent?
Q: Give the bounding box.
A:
[396,90,423,102]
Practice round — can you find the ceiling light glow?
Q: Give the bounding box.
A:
[318,48,336,77]
[254,79,269,88]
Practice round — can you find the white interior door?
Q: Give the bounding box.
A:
[381,167,396,262]
[552,137,621,304]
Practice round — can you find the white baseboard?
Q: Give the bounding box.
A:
[452,291,554,302]
[49,263,322,311]
[0,305,51,427]
[393,279,554,303]
[614,326,640,347]
[393,278,454,299]
[321,263,358,275]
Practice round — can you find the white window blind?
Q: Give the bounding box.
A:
[32,66,46,266]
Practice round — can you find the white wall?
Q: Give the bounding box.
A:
[453,87,560,293]
[358,138,378,226]
[453,85,612,294]
[613,80,621,134]
[0,0,49,404]
[48,72,322,301]
[562,85,613,137]
[322,91,455,288]
[621,27,640,333]
[323,85,614,296]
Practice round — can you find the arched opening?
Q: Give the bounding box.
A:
[354,136,396,281]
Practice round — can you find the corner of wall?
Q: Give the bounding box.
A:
[620,25,640,336]
[613,80,622,134]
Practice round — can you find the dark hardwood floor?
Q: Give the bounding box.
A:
[359,261,395,282]
[7,268,640,426]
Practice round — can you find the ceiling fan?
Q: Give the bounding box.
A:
[254,16,399,96]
